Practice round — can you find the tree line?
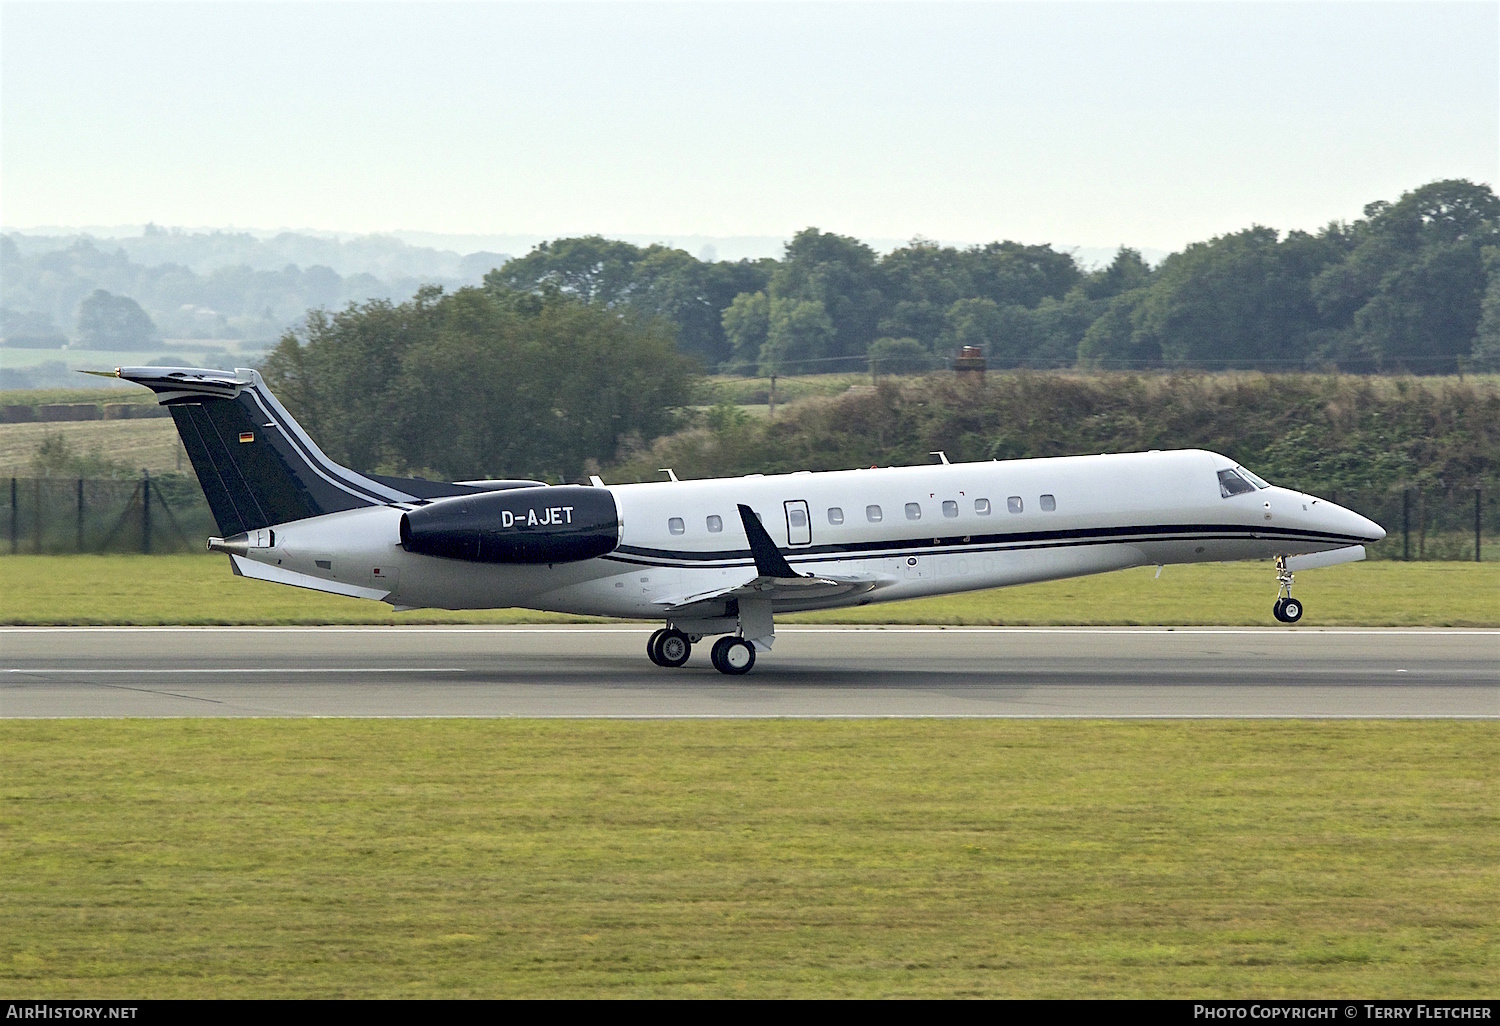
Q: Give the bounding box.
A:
[491,179,1500,376]
[259,285,695,483]
[617,373,1500,496]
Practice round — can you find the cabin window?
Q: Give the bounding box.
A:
[942,500,958,518]
[827,507,844,525]
[905,502,922,521]
[1040,494,1056,511]
[668,517,685,535]
[1218,469,1256,497]
[975,498,991,515]
[706,515,722,533]
[866,504,883,523]
[788,506,808,529]
[1007,496,1023,514]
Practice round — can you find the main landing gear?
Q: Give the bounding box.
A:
[646,627,757,674]
[1272,556,1304,624]
[646,628,693,667]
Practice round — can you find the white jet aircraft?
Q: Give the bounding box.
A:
[113,366,1385,674]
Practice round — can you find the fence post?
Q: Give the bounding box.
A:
[33,478,41,554]
[1402,488,1411,561]
[9,477,15,555]
[142,470,151,555]
[77,479,85,552]
[1477,487,1483,564]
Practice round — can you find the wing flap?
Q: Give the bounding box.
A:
[658,572,896,616]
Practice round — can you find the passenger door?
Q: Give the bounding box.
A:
[784,500,812,546]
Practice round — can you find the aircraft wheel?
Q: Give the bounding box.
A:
[1272,598,1287,622]
[646,629,667,666]
[1281,597,1303,623]
[657,629,692,668]
[711,637,755,675]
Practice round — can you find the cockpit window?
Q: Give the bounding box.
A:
[1238,466,1270,489]
[1218,469,1256,497]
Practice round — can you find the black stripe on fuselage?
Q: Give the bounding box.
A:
[602,522,1370,570]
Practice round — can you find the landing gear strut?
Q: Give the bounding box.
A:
[1272,556,1303,624]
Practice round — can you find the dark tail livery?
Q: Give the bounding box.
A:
[114,366,535,536]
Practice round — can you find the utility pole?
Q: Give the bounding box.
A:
[77,479,84,552]
[142,470,151,555]
[768,372,777,420]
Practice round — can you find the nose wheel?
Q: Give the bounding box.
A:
[1272,556,1304,623]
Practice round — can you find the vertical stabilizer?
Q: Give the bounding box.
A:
[114,366,417,535]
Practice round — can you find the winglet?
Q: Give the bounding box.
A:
[737,504,801,579]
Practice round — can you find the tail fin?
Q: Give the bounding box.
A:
[116,366,418,535]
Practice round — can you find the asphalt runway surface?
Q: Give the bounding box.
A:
[2,625,1496,718]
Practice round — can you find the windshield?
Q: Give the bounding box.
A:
[1237,466,1270,489]
[1218,469,1256,497]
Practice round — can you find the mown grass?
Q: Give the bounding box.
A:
[1,720,1495,998]
[0,554,1495,626]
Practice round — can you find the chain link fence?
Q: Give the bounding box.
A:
[6,474,216,555]
[5,473,1495,560]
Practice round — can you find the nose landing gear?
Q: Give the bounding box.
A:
[1272,556,1304,623]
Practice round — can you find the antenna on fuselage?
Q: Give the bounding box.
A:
[659,468,679,483]
[930,451,950,465]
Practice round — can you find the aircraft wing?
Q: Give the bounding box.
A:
[655,503,897,615]
[658,571,893,616]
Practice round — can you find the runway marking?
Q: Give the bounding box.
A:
[3,626,1495,635]
[4,668,467,674]
[7,713,1497,721]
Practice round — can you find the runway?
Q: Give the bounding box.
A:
[2,625,1495,718]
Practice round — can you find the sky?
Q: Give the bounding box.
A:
[2,1,1496,253]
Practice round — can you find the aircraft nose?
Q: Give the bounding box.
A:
[1331,502,1385,543]
[1359,514,1387,543]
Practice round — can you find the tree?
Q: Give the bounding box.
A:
[769,229,883,363]
[1471,247,1500,371]
[868,336,940,374]
[721,291,771,374]
[1124,227,1343,369]
[761,298,834,375]
[0,308,66,348]
[485,236,647,305]
[75,289,159,350]
[1313,179,1499,371]
[260,286,697,481]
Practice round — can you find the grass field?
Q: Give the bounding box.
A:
[0,418,186,477]
[2,720,1495,998]
[1,554,1496,626]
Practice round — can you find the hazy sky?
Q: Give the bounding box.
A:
[2,1,1496,252]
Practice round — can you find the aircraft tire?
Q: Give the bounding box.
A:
[713,637,755,675]
[647,629,667,665]
[1281,598,1303,623]
[658,629,692,668]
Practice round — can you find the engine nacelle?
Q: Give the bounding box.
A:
[399,485,620,564]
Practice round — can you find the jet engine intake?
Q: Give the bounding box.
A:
[399,485,620,564]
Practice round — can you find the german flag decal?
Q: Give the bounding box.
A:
[239,432,254,443]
